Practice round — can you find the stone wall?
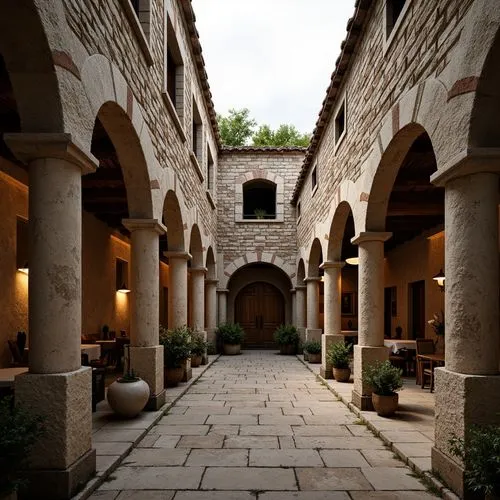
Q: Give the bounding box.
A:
[60,0,218,243]
[217,149,305,285]
[295,0,475,251]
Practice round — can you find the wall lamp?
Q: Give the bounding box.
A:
[345,257,359,265]
[18,261,29,275]
[433,269,445,291]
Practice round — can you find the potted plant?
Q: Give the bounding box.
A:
[106,345,150,418]
[303,340,321,363]
[274,324,300,355]
[0,397,44,499]
[327,342,352,382]
[362,360,403,417]
[449,425,500,500]
[217,322,244,355]
[159,325,192,386]
[190,332,208,367]
[254,208,267,219]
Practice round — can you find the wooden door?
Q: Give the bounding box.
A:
[235,282,285,348]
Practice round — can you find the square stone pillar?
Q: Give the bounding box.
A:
[350,231,391,410]
[5,133,98,499]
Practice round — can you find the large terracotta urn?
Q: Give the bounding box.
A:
[106,378,150,418]
[372,393,399,417]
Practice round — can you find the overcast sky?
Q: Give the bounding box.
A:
[191,0,355,134]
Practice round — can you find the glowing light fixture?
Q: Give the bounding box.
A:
[345,257,359,266]
[117,283,130,294]
[18,261,29,275]
[433,269,445,291]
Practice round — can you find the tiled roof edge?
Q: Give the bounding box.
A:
[290,0,373,205]
[221,146,307,153]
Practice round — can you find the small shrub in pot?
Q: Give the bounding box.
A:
[303,340,321,363]
[362,360,403,416]
[190,332,209,367]
[327,342,352,382]
[217,323,244,355]
[273,324,300,355]
[160,325,192,386]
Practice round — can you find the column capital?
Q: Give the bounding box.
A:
[304,277,322,283]
[351,231,392,245]
[290,288,296,294]
[190,267,207,274]
[4,133,98,174]
[217,287,229,293]
[164,251,192,261]
[122,218,166,234]
[430,147,500,186]
[320,261,345,270]
[206,279,219,286]
[295,284,306,290]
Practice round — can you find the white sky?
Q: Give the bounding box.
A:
[191,0,356,134]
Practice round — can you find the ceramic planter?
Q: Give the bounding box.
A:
[372,393,399,417]
[223,343,241,355]
[106,378,150,418]
[164,366,184,387]
[191,354,202,367]
[333,367,351,382]
[280,344,297,355]
[308,353,321,363]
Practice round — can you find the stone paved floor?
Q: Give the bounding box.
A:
[89,351,437,499]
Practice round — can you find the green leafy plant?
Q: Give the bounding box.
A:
[273,324,300,345]
[0,397,44,495]
[159,325,192,368]
[190,332,209,356]
[118,344,141,383]
[327,342,352,369]
[303,340,321,354]
[216,322,244,345]
[449,425,500,497]
[254,208,267,219]
[362,360,403,396]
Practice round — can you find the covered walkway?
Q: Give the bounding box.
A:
[90,351,434,499]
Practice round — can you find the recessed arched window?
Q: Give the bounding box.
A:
[243,180,276,220]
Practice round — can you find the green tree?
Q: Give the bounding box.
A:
[217,108,256,146]
[252,123,310,147]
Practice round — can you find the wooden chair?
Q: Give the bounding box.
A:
[416,339,435,389]
[7,340,27,367]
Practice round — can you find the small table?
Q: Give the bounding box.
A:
[417,353,445,391]
[384,339,417,354]
[0,367,29,388]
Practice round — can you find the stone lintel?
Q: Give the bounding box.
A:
[122,218,167,234]
[4,133,98,174]
[351,232,392,245]
[430,147,500,187]
[163,251,192,261]
[320,261,345,270]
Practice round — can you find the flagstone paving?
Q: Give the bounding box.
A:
[89,351,436,499]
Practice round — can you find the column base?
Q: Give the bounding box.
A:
[351,390,374,411]
[321,334,344,379]
[305,328,322,342]
[144,389,166,411]
[129,345,164,401]
[20,448,96,500]
[182,358,192,382]
[352,345,388,411]
[433,368,500,499]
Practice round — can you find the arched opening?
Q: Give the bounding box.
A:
[161,190,185,252]
[206,246,216,280]
[308,238,323,278]
[297,258,306,285]
[189,224,203,268]
[243,179,276,219]
[188,224,203,328]
[229,263,291,348]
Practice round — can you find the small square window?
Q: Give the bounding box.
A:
[311,165,317,191]
[166,16,184,119]
[335,101,346,144]
[192,99,203,164]
[130,0,150,40]
[207,146,214,191]
[386,0,407,39]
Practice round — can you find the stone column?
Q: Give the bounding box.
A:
[190,267,207,364]
[123,219,166,410]
[295,284,307,344]
[319,261,345,379]
[430,163,500,498]
[217,287,228,325]
[204,280,217,350]
[5,133,97,499]
[305,277,322,342]
[351,231,391,410]
[164,251,191,328]
[290,288,297,326]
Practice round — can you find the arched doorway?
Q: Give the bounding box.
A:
[235,282,285,348]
